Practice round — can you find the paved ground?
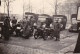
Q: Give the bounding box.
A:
[0,30,78,54]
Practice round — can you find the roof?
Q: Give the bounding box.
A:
[0,13,7,15]
[53,15,66,17]
[38,14,51,18]
[53,15,67,19]
[25,12,35,15]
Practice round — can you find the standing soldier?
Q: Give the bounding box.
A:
[54,20,61,41]
[11,17,17,27]
[11,17,17,33]
[3,16,11,40]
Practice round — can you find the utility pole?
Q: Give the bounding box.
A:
[7,0,9,17]
[4,0,6,13]
[31,6,32,13]
[0,0,1,13]
[5,0,15,17]
[28,0,33,13]
[55,0,57,15]
[23,0,24,18]
[29,0,30,12]
[43,0,44,14]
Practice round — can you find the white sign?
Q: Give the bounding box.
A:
[0,34,1,37]
[0,27,1,31]
[77,7,80,20]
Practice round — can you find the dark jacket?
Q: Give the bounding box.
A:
[12,19,17,24]
[4,18,10,28]
[3,18,10,36]
[54,22,61,32]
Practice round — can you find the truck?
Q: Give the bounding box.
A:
[69,3,80,32]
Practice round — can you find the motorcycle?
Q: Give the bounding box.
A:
[34,27,43,39]
[15,23,23,37]
[33,26,49,40]
[43,28,54,40]
[22,26,33,39]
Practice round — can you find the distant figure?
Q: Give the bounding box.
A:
[11,17,17,34]
[21,18,27,28]
[30,16,35,27]
[54,20,61,41]
[11,17,17,27]
[3,16,11,40]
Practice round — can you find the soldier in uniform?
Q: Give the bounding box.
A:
[11,17,17,34]
[3,16,11,40]
[11,17,17,27]
[54,20,61,41]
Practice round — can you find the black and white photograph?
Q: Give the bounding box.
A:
[0,0,80,54]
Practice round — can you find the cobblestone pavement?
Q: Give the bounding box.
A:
[0,30,78,54]
[57,43,76,53]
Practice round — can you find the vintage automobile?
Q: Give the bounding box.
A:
[75,4,80,32]
[69,14,77,32]
[53,15,67,30]
[33,14,54,40]
[69,4,80,33]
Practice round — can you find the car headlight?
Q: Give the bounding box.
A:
[20,29,23,32]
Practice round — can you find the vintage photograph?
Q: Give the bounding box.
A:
[0,0,80,54]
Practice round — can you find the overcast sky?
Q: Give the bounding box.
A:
[0,0,66,15]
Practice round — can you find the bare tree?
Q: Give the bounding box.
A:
[46,0,64,15]
[5,0,15,17]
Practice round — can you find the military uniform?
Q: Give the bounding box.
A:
[3,16,10,40]
[54,22,61,41]
[11,17,17,27]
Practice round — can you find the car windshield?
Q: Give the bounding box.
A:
[38,16,47,22]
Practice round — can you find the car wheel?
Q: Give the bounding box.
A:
[34,35,38,39]
[43,33,48,40]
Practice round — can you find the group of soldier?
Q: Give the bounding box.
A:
[2,16,35,40]
[2,16,61,41]
[2,16,17,40]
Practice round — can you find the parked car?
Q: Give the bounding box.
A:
[53,15,67,30]
[69,14,78,32]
